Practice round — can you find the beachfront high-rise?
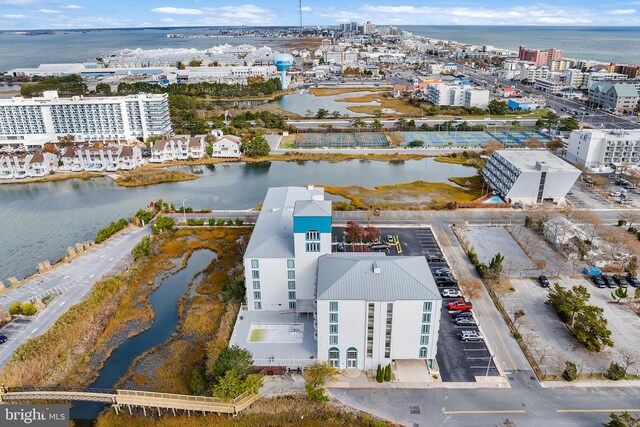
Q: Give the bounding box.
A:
[0,90,171,143]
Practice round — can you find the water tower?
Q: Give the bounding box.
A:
[272,52,294,90]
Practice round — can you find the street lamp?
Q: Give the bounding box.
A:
[183,199,187,225]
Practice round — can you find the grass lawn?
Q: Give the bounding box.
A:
[309,87,389,96]
[279,135,297,149]
[115,166,199,187]
[344,95,425,116]
[325,179,483,211]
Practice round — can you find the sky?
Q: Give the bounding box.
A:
[0,0,639,30]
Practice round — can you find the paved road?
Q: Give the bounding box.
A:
[0,226,150,369]
[287,118,539,129]
[331,382,640,427]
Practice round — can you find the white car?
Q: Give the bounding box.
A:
[610,192,621,197]
[441,289,462,298]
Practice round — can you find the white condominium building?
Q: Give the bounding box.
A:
[0,151,58,179]
[0,90,171,142]
[482,150,581,205]
[566,129,640,169]
[60,145,143,172]
[150,136,206,163]
[211,135,242,158]
[425,83,489,108]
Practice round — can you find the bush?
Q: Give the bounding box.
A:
[562,361,577,381]
[234,218,244,226]
[95,218,129,244]
[210,345,253,382]
[513,331,522,340]
[605,362,626,380]
[524,216,533,227]
[376,364,383,383]
[208,217,216,226]
[153,215,175,233]
[135,209,153,225]
[384,364,392,382]
[226,219,233,226]
[21,302,37,316]
[8,301,22,315]
[618,219,627,227]
[216,219,226,226]
[131,236,152,261]
[305,384,329,401]
[222,280,245,303]
[189,366,208,395]
[187,219,205,226]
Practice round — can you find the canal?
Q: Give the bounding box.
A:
[0,159,475,281]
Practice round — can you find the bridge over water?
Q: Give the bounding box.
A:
[0,386,258,416]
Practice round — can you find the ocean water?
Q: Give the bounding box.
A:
[0,26,638,72]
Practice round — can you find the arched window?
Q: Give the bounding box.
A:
[306,230,320,241]
[328,348,339,368]
[346,347,358,368]
[419,347,427,359]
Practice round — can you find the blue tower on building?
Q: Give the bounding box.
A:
[272,53,294,90]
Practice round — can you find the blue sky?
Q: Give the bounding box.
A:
[1,0,639,30]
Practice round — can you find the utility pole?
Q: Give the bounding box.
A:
[183,199,187,225]
[299,0,303,30]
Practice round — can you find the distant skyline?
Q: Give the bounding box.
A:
[0,1,639,30]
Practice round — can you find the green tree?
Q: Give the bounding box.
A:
[384,364,392,382]
[371,118,383,132]
[303,362,339,401]
[349,118,366,129]
[542,110,560,129]
[604,411,640,427]
[315,108,329,119]
[546,138,564,152]
[331,110,341,119]
[153,215,175,233]
[562,361,577,381]
[611,286,629,302]
[210,345,254,382]
[570,305,613,352]
[8,301,22,315]
[394,118,408,130]
[95,83,112,95]
[222,280,245,303]
[21,302,37,316]
[240,135,270,158]
[485,253,504,281]
[212,368,263,401]
[488,99,508,115]
[559,115,580,131]
[131,236,152,261]
[605,362,627,380]
[189,366,209,395]
[135,209,153,225]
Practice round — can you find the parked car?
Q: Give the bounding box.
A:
[609,192,621,197]
[434,268,452,276]
[436,277,458,286]
[459,330,484,342]
[441,289,462,298]
[538,275,550,287]
[603,275,618,288]
[591,275,606,288]
[385,234,395,244]
[614,274,630,288]
[369,243,389,251]
[451,310,473,319]
[628,276,640,287]
[427,254,444,262]
[453,317,476,326]
[0,335,7,344]
[448,301,473,311]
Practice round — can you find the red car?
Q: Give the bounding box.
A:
[448,301,473,311]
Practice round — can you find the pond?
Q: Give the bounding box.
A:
[70,248,217,421]
[0,158,476,281]
[275,90,380,117]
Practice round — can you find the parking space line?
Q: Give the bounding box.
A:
[444,410,526,415]
[557,409,640,414]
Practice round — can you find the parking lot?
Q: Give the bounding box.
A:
[332,226,499,382]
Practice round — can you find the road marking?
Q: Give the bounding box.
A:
[109,257,114,261]
[89,274,95,279]
[63,276,69,279]
[100,254,106,258]
[60,301,66,307]
[31,328,38,334]
[444,410,526,415]
[557,409,640,414]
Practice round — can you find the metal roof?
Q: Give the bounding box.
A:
[317,254,442,301]
[244,186,325,259]
[293,200,332,217]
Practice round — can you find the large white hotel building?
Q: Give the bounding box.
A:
[0,90,171,143]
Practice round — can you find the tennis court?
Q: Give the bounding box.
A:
[295,132,389,148]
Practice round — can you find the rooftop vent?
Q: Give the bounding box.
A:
[373,261,381,274]
[307,184,315,191]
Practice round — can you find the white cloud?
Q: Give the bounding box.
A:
[606,9,636,15]
[2,13,26,18]
[300,6,312,12]
[0,0,39,5]
[151,6,202,15]
[201,4,277,25]
[61,4,85,9]
[36,9,61,14]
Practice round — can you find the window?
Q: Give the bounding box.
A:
[306,242,320,252]
[419,347,427,358]
[366,303,375,358]
[330,302,338,312]
[254,301,262,310]
[287,259,295,268]
[252,281,260,290]
[423,302,432,312]
[328,348,339,368]
[251,270,260,279]
[420,335,429,345]
[251,259,259,268]
[306,230,320,240]
[330,324,338,334]
[329,335,338,345]
[329,313,338,323]
[289,301,296,310]
[288,291,296,300]
[288,280,296,290]
[346,348,358,368]
[287,270,295,280]
[421,324,430,335]
[385,303,393,358]
[253,291,261,300]
[422,313,431,323]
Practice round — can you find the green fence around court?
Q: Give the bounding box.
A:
[294,131,549,148]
